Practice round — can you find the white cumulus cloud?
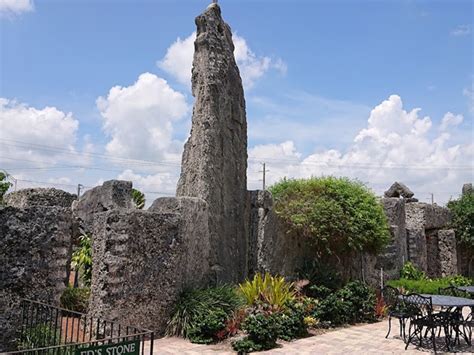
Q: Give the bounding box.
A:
[0,0,34,15]
[0,98,79,165]
[158,32,285,90]
[248,95,473,205]
[97,72,189,161]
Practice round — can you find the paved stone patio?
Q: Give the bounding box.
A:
[144,319,474,354]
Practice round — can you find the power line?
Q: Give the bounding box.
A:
[1,138,473,170]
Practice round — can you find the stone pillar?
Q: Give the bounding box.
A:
[437,230,458,276]
[378,198,408,279]
[89,203,211,334]
[176,3,248,282]
[0,206,73,352]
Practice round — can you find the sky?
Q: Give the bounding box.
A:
[0,0,473,206]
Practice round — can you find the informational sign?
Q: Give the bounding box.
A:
[75,340,140,355]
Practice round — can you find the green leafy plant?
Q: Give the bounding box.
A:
[314,281,376,326]
[0,171,12,204]
[17,324,60,350]
[269,177,390,257]
[387,275,473,294]
[276,300,307,341]
[239,273,295,309]
[131,188,145,209]
[448,192,474,249]
[60,286,90,313]
[71,234,92,287]
[166,285,243,342]
[187,308,228,344]
[400,261,426,280]
[232,312,281,352]
[297,259,343,294]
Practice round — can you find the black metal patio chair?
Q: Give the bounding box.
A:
[382,285,410,340]
[404,293,450,354]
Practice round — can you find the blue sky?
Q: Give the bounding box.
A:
[0,0,472,204]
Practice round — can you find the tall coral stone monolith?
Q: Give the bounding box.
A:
[176,3,248,282]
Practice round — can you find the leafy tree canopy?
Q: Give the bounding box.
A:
[448,191,474,249]
[269,176,390,257]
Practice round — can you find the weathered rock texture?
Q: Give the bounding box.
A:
[377,198,408,280]
[247,190,313,277]
[384,182,414,199]
[4,187,76,208]
[425,229,458,277]
[72,180,133,232]
[176,3,248,282]
[0,206,73,352]
[89,206,210,334]
[405,202,457,275]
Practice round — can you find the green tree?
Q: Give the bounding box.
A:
[269,176,390,258]
[448,192,474,249]
[0,172,12,204]
[132,188,145,209]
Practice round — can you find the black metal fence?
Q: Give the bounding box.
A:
[10,299,154,354]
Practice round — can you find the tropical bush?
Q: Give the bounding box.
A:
[276,300,307,341]
[298,259,343,298]
[448,191,474,249]
[166,285,243,343]
[387,275,472,295]
[71,234,92,287]
[314,281,376,326]
[60,286,90,313]
[400,261,426,280]
[239,273,295,309]
[232,312,281,352]
[269,177,390,257]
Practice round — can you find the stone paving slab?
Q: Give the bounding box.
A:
[144,319,474,354]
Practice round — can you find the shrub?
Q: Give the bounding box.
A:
[232,312,281,352]
[269,177,390,257]
[276,300,307,341]
[239,273,295,309]
[313,281,376,326]
[187,308,228,344]
[297,259,343,296]
[60,286,90,313]
[400,261,426,280]
[387,275,473,295]
[448,192,474,249]
[232,338,264,353]
[166,285,243,342]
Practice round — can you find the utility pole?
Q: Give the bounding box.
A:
[259,162,269,190]
[77,184,83,200]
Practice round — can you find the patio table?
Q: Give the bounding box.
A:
[457,286,474,295]
[418,294,474,308]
